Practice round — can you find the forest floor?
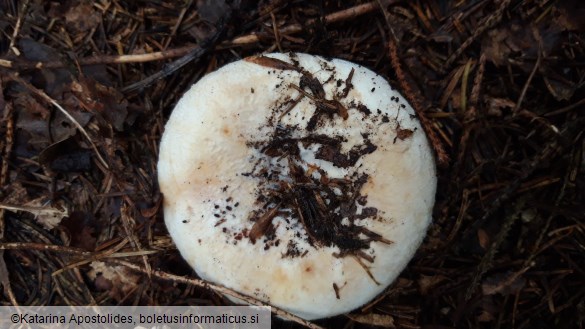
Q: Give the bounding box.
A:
[0,1,583,328]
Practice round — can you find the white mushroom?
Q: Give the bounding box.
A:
[158,52,436,320]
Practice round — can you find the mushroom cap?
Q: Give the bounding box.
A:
[158,53,437,320]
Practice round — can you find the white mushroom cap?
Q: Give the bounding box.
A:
[158,53,436,320]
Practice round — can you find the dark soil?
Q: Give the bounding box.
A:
[0,1,584,328]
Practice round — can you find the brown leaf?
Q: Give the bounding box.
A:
[60,211,97,251]
[17,38,73,96]
[64,1,101,33]
[13,91,92,149]
[477,228,490,250]
[543,76,576,101]
[487,97,515,117]
[481,22,561,67]
[72,78,128,131]
[89,261,141,301]
[554,0,585,32]
[39,138,92,173]
[197,0,231,24]
[418,274,447,295]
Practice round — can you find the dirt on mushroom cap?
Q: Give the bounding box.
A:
[158,53,437,320]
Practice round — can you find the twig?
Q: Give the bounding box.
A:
[0,85,18,306]
[8,0,30,56]
[440,0,512,73]
[270,11,283,53]
[387,37,449,167]
[226,2,378,46]
[121,15,229,93]
[464,199,522,300]
[461,117,584,299]
[468,54,486,118]
[51,237,131,277]
[375,0,401,44]
[454,55,485,184]
[111,260,325,329]
[544,97,585,116]
[0,3,378,71]
[0,45,199,70]
[0,77,14,231]
[0,241,145,257]
[8,73,109,169]
[514,29,542,114]
[377,0,449,166]
[0,242,90,255]
[120,202,151,278]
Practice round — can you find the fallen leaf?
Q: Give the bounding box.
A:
[17,38,72,96]
[64,1,101,33]
[13,91,93,150]
[486,97,515,117]
[197,0,231,24]
[418,274,447,295]
[89,261,141,301]
[39,137,92,173]
[477,228,490,250]
[72,78,128,131]
[553,0,585,32]
[0,200,68,230]
[60,211,97,251]
[543,76,576,101]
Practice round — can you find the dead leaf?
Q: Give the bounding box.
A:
[89,261,141,301]
[481,21,561,67]
[0,200,68,230]
[487,97,515,117]
[543,76,576,101]
[482,23,534,66]
[17,38,72,96]
[418,274,447,295]
[64,1,101,33]
[554,0,585,32]
[13,90,93,149]
[60,211,97,251]
[477,228,490,250]
[198,0,231,24]
[477,296,498,322]
[72,78,128,131]
[39,137,92,173]
[347,313,395,328]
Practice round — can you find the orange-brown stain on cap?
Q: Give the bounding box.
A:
[272,267,290,285]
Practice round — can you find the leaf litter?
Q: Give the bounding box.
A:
[0,1,583,328]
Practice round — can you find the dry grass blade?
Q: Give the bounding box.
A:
[7,0,29,55]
